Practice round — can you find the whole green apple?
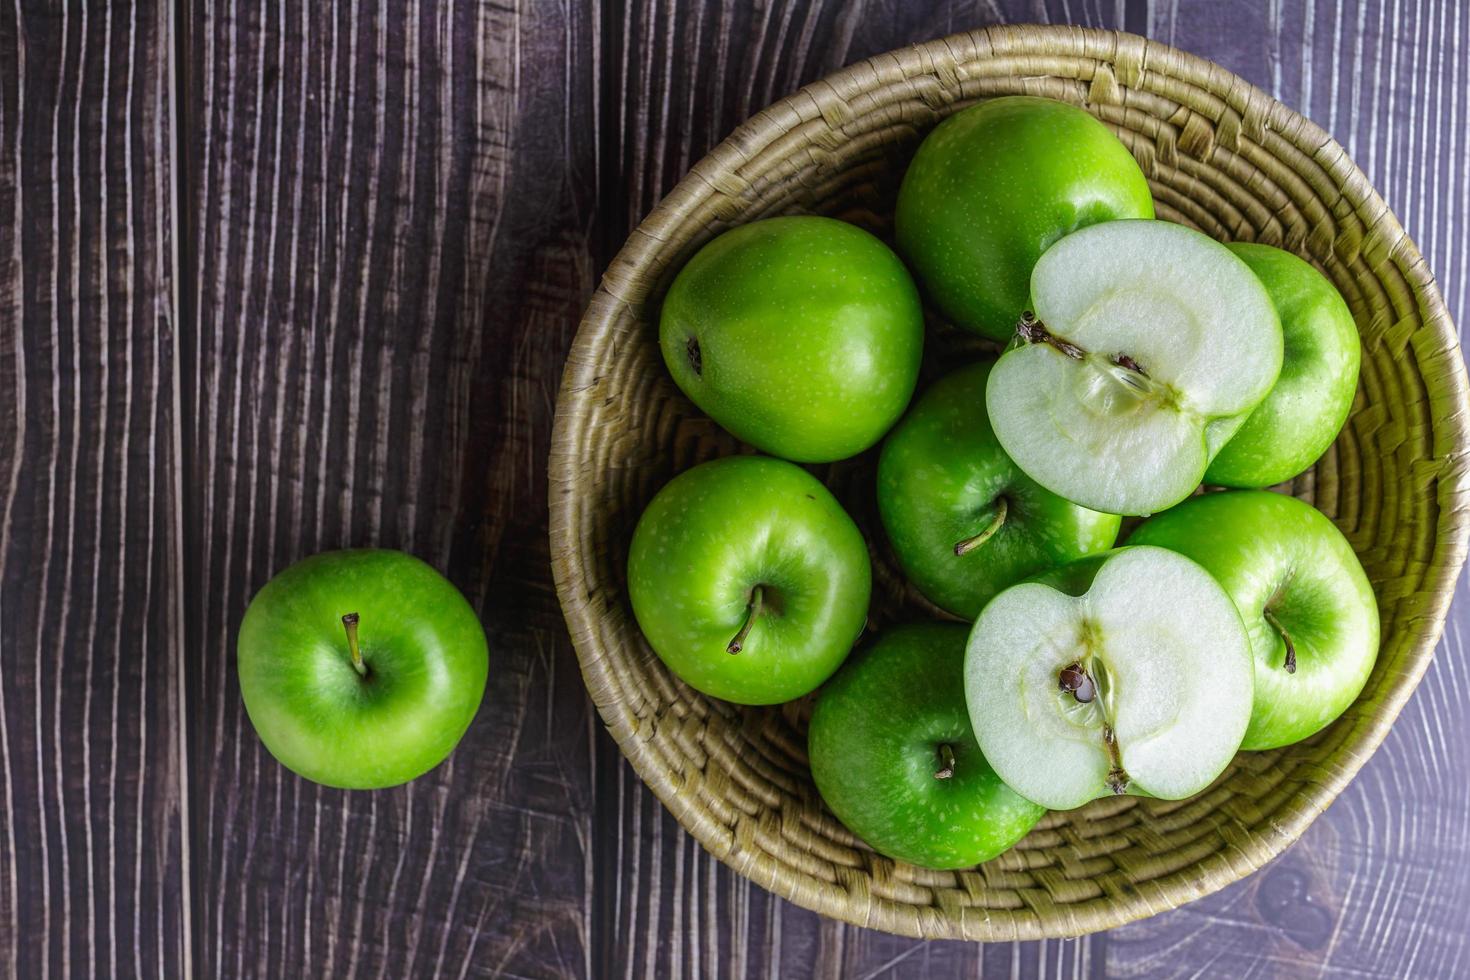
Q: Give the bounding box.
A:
[1204,243,1361,488]
[877,359,1120,619]
[627,455,871,704]
[659,216,924,463]
[238,549,489,789]
[1129,490,1380,750]
[895,95,1155,341]
[808,622,1045,869]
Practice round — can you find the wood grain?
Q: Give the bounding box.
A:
[0,2,188,977]
[182,0,598,976]
[0,0,1464,975]
[591,1,1470,977]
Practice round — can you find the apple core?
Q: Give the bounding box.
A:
[965,546,1254,809]
[987,221,1283,515]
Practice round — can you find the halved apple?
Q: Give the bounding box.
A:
[964,546,1254,810]
[986,221,1283,516]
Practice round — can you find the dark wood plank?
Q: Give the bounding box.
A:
[175,0,1470,976]
[182,0,600,976]
[0,2,189,977]
[592,1,1470,977]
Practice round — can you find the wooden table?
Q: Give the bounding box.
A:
[2,1,1467,976]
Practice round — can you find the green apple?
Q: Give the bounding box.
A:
[627,455,871,704]
[895,95,1155,341]
[237,549,489,789]
[1128,490,1380,750]
[1204,243,1361,487]
[876,359,1121,619]
[659,216,924,463]
[965,546,1254,810]
[987,220,1283,515]
[808,622,1045,869]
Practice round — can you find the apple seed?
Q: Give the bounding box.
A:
[1111,352,1147,376]
[1057,662,1096,704]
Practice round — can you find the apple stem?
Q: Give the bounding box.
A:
[954,497,1009,556]
[341,612,367,677]
[1264,608,1298,674]
[934,743,956,780]
[1102,725,1130,795]
[1065,663,1131,792]
[727,585,764,655]
[1016,311,1086,360]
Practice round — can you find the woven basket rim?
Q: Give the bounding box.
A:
[548,23,1470,939]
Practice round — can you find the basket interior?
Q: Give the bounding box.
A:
[551,28,1468,939]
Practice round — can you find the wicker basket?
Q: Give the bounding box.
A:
[548,25,1470,939]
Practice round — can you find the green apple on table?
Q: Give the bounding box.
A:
[965,546,1254,810]
[237,549,489,790]
[895,95,1155,341]
[808,622,1045,869]
[659,215,924,463]
[627,455,871,705]
[877,359,1121,620]
[986,220,1283,515]
[1129,490,1380,750]
[1204,242,1362,488]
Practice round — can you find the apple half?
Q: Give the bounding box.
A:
[964,546,1254,810]
[986,221,1283,516]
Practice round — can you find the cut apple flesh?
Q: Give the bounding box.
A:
[987,221,1283,515]
[964,546,1253,811]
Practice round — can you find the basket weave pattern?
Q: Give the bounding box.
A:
[549,25,1470,939]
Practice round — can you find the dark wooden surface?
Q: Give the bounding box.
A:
[3,0,1468,976]
[0,2,189,977]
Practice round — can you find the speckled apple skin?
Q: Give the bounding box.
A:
[895,95,1155,341]
[1205,242,1362,488]
[626,456,872,705]
[659,216,924,464]
[808,622,1045,870]
[237,549,489,790]
[1130,490,1380,750]
[877,359,1120,619]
